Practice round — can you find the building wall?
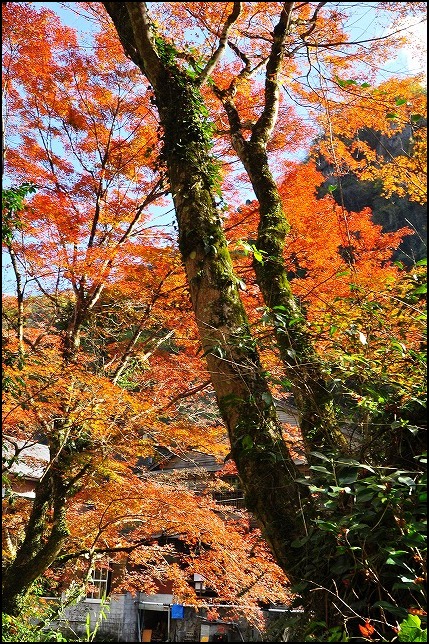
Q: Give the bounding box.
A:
[50,591,274,642]
[58,593,138,642]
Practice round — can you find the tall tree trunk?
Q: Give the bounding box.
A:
[225,130,348,455]
[213,2,349,455]
[2,413,93,616]
[103,1,312,576]
[2,461,70,615]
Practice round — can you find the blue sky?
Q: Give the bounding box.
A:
[2,2,427,295]
[49,2,426,73]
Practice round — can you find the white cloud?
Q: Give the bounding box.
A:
[400,19,427,75]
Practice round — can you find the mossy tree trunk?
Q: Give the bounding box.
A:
[3,416,95,616]
[223,129,348,455]
[214,3,349,455]
[2,451,72,615]
[103,1,312,576]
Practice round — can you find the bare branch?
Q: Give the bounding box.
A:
[198,2,242,86]
[56,539,159,564]
[227,39,251,68]
[299,1,327,41]
[116,176,167,245]
[112,327,174,385]
[162,379,212,411]
[304,19,427,50]
[252,2,295,146]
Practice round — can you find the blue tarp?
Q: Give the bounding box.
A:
[171,604,184,619]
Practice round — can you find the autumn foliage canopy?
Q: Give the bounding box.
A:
[2,2,426,640]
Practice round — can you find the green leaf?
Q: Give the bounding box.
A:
[386,112,399,119]
[261,392,272,407]
[391,339,407,354]
[314,519,337,531]
[237,239,252,255]
[356,463,376,473]
[338,467,359,484]
[397,614,427,642]
[309,451,331,462]
[295,477,312,486]
[406,425,420,436]
[385,555,414,570]
[323,499,338,509]
[327,486,345,496]
[398,476,416,488]
[355,491,375,503]
[395,98,407,106]
[348,523,370,532]
[310,465,331,474]
[361,82,371,88]
[415,258,427,266]
[308,485,326,493]
[241,435,254,450]
[414,453,427,463]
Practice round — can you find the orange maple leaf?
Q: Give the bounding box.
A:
[358,620,375,637]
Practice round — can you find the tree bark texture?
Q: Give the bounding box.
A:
[103,1,312,577]
[2,459,70,615]
[213,1,349,455]
[230,136,348,455]
[2,416,94,616]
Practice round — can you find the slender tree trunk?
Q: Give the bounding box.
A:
[2,464,70,615]
[2,422,94,616]
[7,244,25,360]
[103,1,312,576]
[229,137,348,454]
[213,1,349,455]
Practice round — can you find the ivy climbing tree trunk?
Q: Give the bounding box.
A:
[219,111,348,455]
[103,1,312,576]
